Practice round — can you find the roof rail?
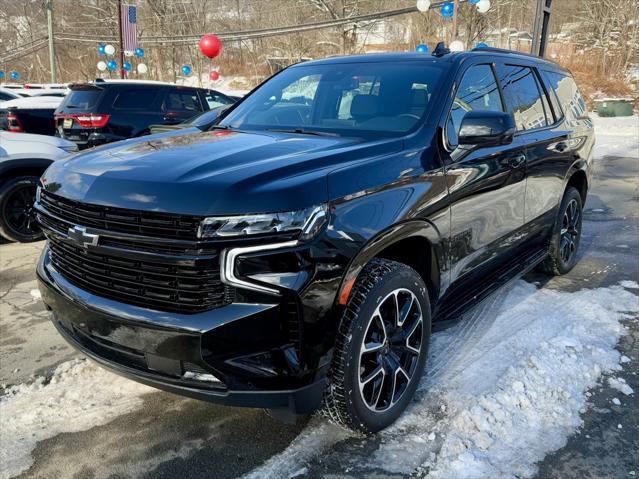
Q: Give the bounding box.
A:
[470,46,545,60]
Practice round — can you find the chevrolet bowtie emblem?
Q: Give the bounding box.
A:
[67,225,99,248]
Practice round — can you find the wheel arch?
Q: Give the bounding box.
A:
[335,219,442,310]
[565,168,588,205]
[0,158,53,187]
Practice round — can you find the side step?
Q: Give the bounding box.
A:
[432,248,548,332]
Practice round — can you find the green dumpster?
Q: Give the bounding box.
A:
[594,98,635,117]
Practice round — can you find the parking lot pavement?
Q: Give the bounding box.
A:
[1,117,637,479]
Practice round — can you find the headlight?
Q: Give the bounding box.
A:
[198,204,328,239]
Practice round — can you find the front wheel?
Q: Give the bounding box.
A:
[540,186,583,275]
[0,176,44,243]
[323,259,431,433]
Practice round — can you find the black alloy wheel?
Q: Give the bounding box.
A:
[0,177,44,243]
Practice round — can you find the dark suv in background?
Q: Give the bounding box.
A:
[54,80,235,149]
[36,47,594,433]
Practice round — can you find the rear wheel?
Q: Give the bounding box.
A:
[323,258,431,433]
[0,177,43,243]
[540,186,583,275]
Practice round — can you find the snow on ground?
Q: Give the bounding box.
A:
[0,359,153,479]
[244,281,639,479]
[591,114,639,159]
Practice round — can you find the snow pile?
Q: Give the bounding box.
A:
[372,282,639,478]
[242,419,350,479]
[592,114,639,159]
[608,377,634,396]
[0,359,153,479]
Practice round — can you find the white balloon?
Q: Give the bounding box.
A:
[137,63,148,74]
[416,0,431,12]
[104,44,115,55]
[477,0,491,13]
[97,61,107,71]
[450,40,465,52]
[124,50,134,57]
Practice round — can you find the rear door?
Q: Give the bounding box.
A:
[444,62,527,286]
[161,88,205,124]
[495,63,573,241]
[107,86,163,137]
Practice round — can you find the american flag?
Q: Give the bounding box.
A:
[121,3,138,51]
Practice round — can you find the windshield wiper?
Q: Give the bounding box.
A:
[266,128,339,137]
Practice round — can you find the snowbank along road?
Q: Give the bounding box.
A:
[1,115,638,479]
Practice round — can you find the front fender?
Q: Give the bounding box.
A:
[334,218,444,307]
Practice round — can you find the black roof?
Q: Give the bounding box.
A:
[295,47,566,72]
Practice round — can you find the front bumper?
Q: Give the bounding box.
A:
[37,247,326,414]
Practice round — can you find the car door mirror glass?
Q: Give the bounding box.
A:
[458,111,516,147]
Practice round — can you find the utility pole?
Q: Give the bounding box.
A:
[46,0,57,83]
[531,0,553,57]
[117,0,125,79]
[451,0,460,41]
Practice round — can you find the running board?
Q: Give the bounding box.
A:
[432,249,548,332]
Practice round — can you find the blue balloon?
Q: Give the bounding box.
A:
[123,61,132,72]
[107,60,117,71]
[0,71,5,79]
[475,42,489,49]
[181,65,192,76]
[469,0,481,4]
[416,44,429,53]
[441,2,454,18]
[98,44,106,55]
[10,71,19,80]
[134,47,144,58]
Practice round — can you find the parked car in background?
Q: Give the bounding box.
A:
[35,47,594,433]
[0,131,76,242]
[148,104,233,134]
[0,96,63,135]
[54,80,236,149]
[0,83,69,98]
[0,88,21,103]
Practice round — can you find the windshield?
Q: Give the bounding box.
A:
[219,60,447,138]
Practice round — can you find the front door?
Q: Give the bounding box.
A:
[442,63,527,287]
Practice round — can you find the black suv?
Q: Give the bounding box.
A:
[54,80,235,149]
[36,48,594,433]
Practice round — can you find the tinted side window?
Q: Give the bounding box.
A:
[112,89,158,110]
[498,65,548,131]
[447,64,503,146]
[542,71,587,124]
[164,90,203,113]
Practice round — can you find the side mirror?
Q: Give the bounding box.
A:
[458,111,516,147]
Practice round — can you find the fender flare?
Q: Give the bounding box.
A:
[335,219,442,306]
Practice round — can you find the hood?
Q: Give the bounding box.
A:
[41,128,402,216]
[0,131,75,150]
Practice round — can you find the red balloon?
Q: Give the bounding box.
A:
[209,71,220,81]
[199,34,222,59]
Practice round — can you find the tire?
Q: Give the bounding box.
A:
[539,186,583,275]
[322,258,431,434]
[0,176,44,243]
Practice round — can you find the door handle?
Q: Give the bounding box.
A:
[508,153,526,168]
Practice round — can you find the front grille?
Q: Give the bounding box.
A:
[38,191,231,314]
[40,190,203,239]
[48,238,227,313]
